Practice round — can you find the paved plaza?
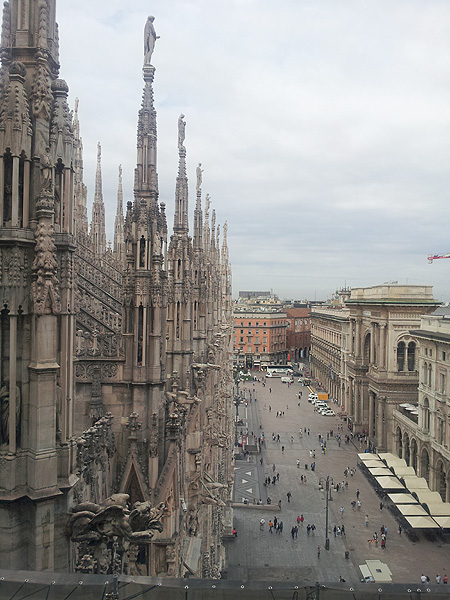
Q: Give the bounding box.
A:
[225,373,450,585]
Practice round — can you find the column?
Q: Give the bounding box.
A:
[370,323,375,365]
[8,314,17,454]
[11,155,19,227]
[380,324,386,368]
[23,159,30,228]
[368,391,374,437]
[355,319,361,357]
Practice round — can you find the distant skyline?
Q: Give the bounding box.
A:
[56,1,450,302]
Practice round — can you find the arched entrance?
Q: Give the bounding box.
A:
[410,438,418,472]
[396,427,403,459]
[421,447,430,484]
[403,432,410,465]
[436,460,447,501]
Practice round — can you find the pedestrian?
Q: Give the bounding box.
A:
[281,445,285,453]
[274,516,278,528]
[380,501,383,511]
[317,545,321,559]
[356,489,360,499]
[365,514,369,527]
[269,520,273,533]
[278,499,282,509]
[291,526,295,539]
[272,464,276,472]
[294,525,298,538]
[341,524,345,536]
[444,575,448,584]
[311,523,316,536]
[381,537,385,550]
[340,506,344,518]
[287,491,292,503]
[436,575,442,584]
[277,472,280,481]
[357,500,361,511]
[232,528,237,537]
[260,457,263,465]
[300,514,304,525]
[279,520,283,533]
[260,518,265,531]
[297,515,301,525]
[307,524,311,536]
[333,525,337,537]
[384,526,388,537]
[398,525,402,535]
[297,459,300,468]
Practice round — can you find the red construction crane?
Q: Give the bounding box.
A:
[428,253,450,263]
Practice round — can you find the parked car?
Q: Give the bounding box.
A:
[322,410,335,416]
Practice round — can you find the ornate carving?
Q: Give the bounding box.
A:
[31,220,61,315]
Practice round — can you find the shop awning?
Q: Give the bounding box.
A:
[374,476,405,490]
[358,453,380,461]
[361,460,385,469]
[401,476,428,490]
[425,503,450,516]
[368,467,392,476]
[391,466,416,477]
[387,493,418,504]
[397,504,429,516]
[404,515,440,529]
[432,516,450,528]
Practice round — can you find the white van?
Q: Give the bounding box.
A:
[281,376,293,384]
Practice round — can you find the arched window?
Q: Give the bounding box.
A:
[139,236,145,268]
[423,398,430,432]
[428,364,432,387]
[423,362,428,386]
[364,333,371,363]
[407,342,416,371]
[397,341,405,372]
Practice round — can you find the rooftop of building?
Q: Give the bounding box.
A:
[346,284,439,305]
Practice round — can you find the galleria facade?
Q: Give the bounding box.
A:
[311,285,450,502]
[0,0,233,578]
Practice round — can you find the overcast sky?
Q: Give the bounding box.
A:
[56,1,450,302]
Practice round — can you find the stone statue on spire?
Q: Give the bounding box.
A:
[178,114,186,150]
[196,163,204,191]
[144,16,159,65]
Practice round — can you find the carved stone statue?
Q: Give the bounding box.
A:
[196,163,204,191]
[178,114,186,149]
[0,379,21,445]
[144,16,159,65]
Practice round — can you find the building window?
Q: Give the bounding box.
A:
[408,342,416,372]
[443,351,447,361]
[248,346,252,352]
[263,347,266,352]
[240,337,244,343]
[397,342,405,372]
[240,329,244,334]
[440,372,446,395]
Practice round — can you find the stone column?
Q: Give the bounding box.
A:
[380,324,386,369]
[11,155,19,227]
[368,391,374,437]
[355,319,361,358]
[370,323,376,365]
[8,313,17,454]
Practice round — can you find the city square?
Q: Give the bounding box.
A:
[227,373,450,585]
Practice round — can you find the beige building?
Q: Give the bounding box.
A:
[311,285,440,453]
[344,285,439,450]
[392,307,450,500]
[310,304,349,406]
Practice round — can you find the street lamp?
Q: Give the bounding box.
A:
[233,376,241,447]
[320,475,333,551]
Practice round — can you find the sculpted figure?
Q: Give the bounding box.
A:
[144,16,159,65]
[67,494,165,545]
[178,114,186,149]
[0,379,21,445]
[196,163,204,191]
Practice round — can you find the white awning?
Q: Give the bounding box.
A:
[387,493,418,504]
[375,476,405,490]
[397,504,428,516]
[404,515,440,529]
